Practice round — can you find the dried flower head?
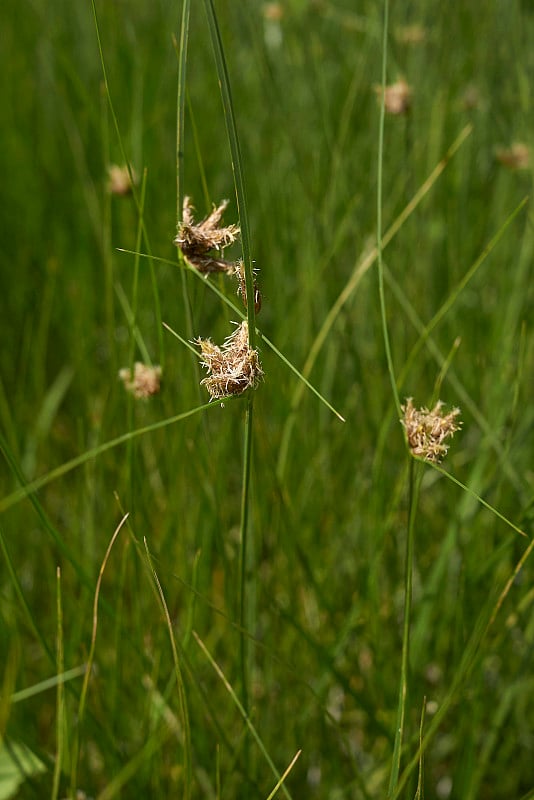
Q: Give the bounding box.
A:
[119,363,162,399]
[263,2,283,21]
[236,260,262,315]
[175,196,240,274]
[395,24,427,45]
[107,164,137,196]
[495,142,531,171]
[401,398,461,463]
[374,79,413,115]
[196,321,263,400]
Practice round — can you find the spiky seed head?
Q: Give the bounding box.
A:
[374,79,413,115]
[175,196,240,274]
[119,363,162,399]
[196,321,263,401]
[401,398,461,463]
[107,164,137,195]
[495,142,530,171]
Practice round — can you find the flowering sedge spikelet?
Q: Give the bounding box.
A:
[119,363,162,399]
[175,196,240,274]
[495,142,530,171]
[196,321,263,400]
[374,79,413,115]
[107,164,137,196]
[401,398,461,463]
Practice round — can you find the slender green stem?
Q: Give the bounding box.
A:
[194,631,293,800]
[70,514,129,799]
[91,0,164,366]
[202,0,258,721]
[0,401,225,514]
[238,397,254,712]
[126,170,148,507]
[176,0,190,225]
[144,539,192,800]
[387,457,420,797]
[377,0,401,418]
[202,0,256,345]
[51,567,64,800]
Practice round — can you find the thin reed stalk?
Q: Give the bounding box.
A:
[90,0,164,366]
[202,0,258,717]
[69,514,129,798]
[51,567,64,800]
[376,0,401,419]
[387,457,421,797]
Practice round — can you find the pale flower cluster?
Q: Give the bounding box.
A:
[196,322,263,401]
[119,363,162,399]
[174,196,240,274]
[401,398,461,463]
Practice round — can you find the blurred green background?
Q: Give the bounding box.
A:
[1,1,534,798]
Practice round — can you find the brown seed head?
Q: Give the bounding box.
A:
[401,398,462,463]
[375,79,413,115]
[196,321,263,400]
[107,164,137,196]
[119,363,162,399]
[395,24,427,44]
[175,196,240,274]
[495,142,531,171]
[263,2,283,21]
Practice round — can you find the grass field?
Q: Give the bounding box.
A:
[1,1,534,798]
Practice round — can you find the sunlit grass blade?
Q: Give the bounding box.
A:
[193,631,294,800]
[265,750,301,800]
[9,666,86,704]
[276,123,473,479]
[384,266,525,492]
[51,567,64,800]
[70,513,129,799]
[396,195,529,391]
[115,281,152,365]
[432,464,527,538]
[392,533,534,798]
[414,699,426,800]
[144,538,192,800]
[0,402,225,514]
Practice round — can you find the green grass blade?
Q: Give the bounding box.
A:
[194,631,294,800]
[175,0,190,224]
[202,0,256,345]
[0,402,226,514]
[144,538,192,800]
[120,248,346,420]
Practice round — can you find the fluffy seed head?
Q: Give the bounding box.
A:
[495,142,530,171]
[107,164,137,196]
[196,321,263,400]
[175,196,240,274]
[401,398,461,463]
[374,79,413,115]
[119,363,162,399]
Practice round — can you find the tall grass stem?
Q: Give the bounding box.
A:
[387,457,421,797]
[376,0,401,418]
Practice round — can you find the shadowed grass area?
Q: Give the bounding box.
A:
[1,1,534,798]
